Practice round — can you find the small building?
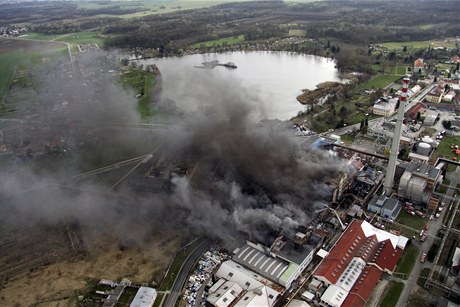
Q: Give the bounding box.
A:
[423,110,438,126]
[367,195,401,220]
[414,58,426,74]
[372,96,398,117]
[130,287,157,307]
[425,87,443,103]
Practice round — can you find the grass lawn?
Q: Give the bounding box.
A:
[152,293,164,307]
[18,32,64,41]
[380,281,404,307]
[1,40,68,101]
[288,29,306,37]
[193,35,245,48]
[21,32,105,47]
[380,38,457,50]
[0,52,21,100]
[432,135,460,161]
[115,286,139,307]
[371,64,405,75]
[397,210,427,230]
[394,245,419,280]
[120,67,158,118]
[56,32,105,47]
[357,74,402,90]
[417,268,430,287]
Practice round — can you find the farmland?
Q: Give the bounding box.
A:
[379,38,458,50]
[192,35,245,48]
[0,39,68,103]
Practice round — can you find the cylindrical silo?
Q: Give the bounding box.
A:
[417,142,431,156]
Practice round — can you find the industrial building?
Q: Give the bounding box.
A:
[397,160,443,206]
[130,287,157,307]
[206,232,320,307]
[312,220,408,307]
[367,121,415,146]
[372,96,398,117]
[209,260,282,306]
[367,195,401,220]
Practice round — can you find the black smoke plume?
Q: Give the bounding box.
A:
[0,50,344,249]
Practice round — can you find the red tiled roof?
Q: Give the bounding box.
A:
[405,102,426,119]
[374,241,403,272]
[414,58,424,67]
[313,220,364,284]
[313,220,405,284]
[342,265,382,307]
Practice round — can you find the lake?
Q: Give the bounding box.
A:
[138,51,341,121]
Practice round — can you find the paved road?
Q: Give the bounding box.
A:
[164,239,212,307]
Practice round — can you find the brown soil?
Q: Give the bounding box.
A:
[0,230,184,307]
[296,81,345,105]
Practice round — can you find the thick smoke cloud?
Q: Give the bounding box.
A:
[0,50,344,249]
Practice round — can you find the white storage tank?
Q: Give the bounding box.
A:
[417,142,431,156]
[422,137,434,144]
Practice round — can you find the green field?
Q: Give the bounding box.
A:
[358,74,402,90]
[0,53,21,101]
[394,245,419,280]
[0,40,68,103]
[193,35,245,48]
[433,136,460,161]
[78,0,249,19]
[397,210,427,230]
[380,38,457,50]
[18,32,64,41]
[371,64,407,75]
[56,32,105,47]
[21,32,105,47]
[120,68,157,118]
[380,281,405,307]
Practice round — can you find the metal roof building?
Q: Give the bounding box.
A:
[129,287,157,307]
[233,245,288,283]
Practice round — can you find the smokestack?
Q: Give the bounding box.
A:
[383,77,410,196]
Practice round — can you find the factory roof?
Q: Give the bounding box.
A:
[276,238,314,265]
[341,265,382,307]
[406,160,441,179]
[321,284,348,307]
[233,286,276,307]
[215,260,283,296]
[279,263,300,286]
[130,287,156,307]
[207,281,243,307]
[313,220,407,285]
[233,245,288,283]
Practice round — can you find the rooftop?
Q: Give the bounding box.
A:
[276,237,314,265]
[233,245,288,283]
[313,220,407,285]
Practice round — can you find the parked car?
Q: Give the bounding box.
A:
[420,252,427,263]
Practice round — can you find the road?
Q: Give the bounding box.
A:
[163,239,212,307]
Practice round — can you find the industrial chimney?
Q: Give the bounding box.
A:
[383,77,410,196]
